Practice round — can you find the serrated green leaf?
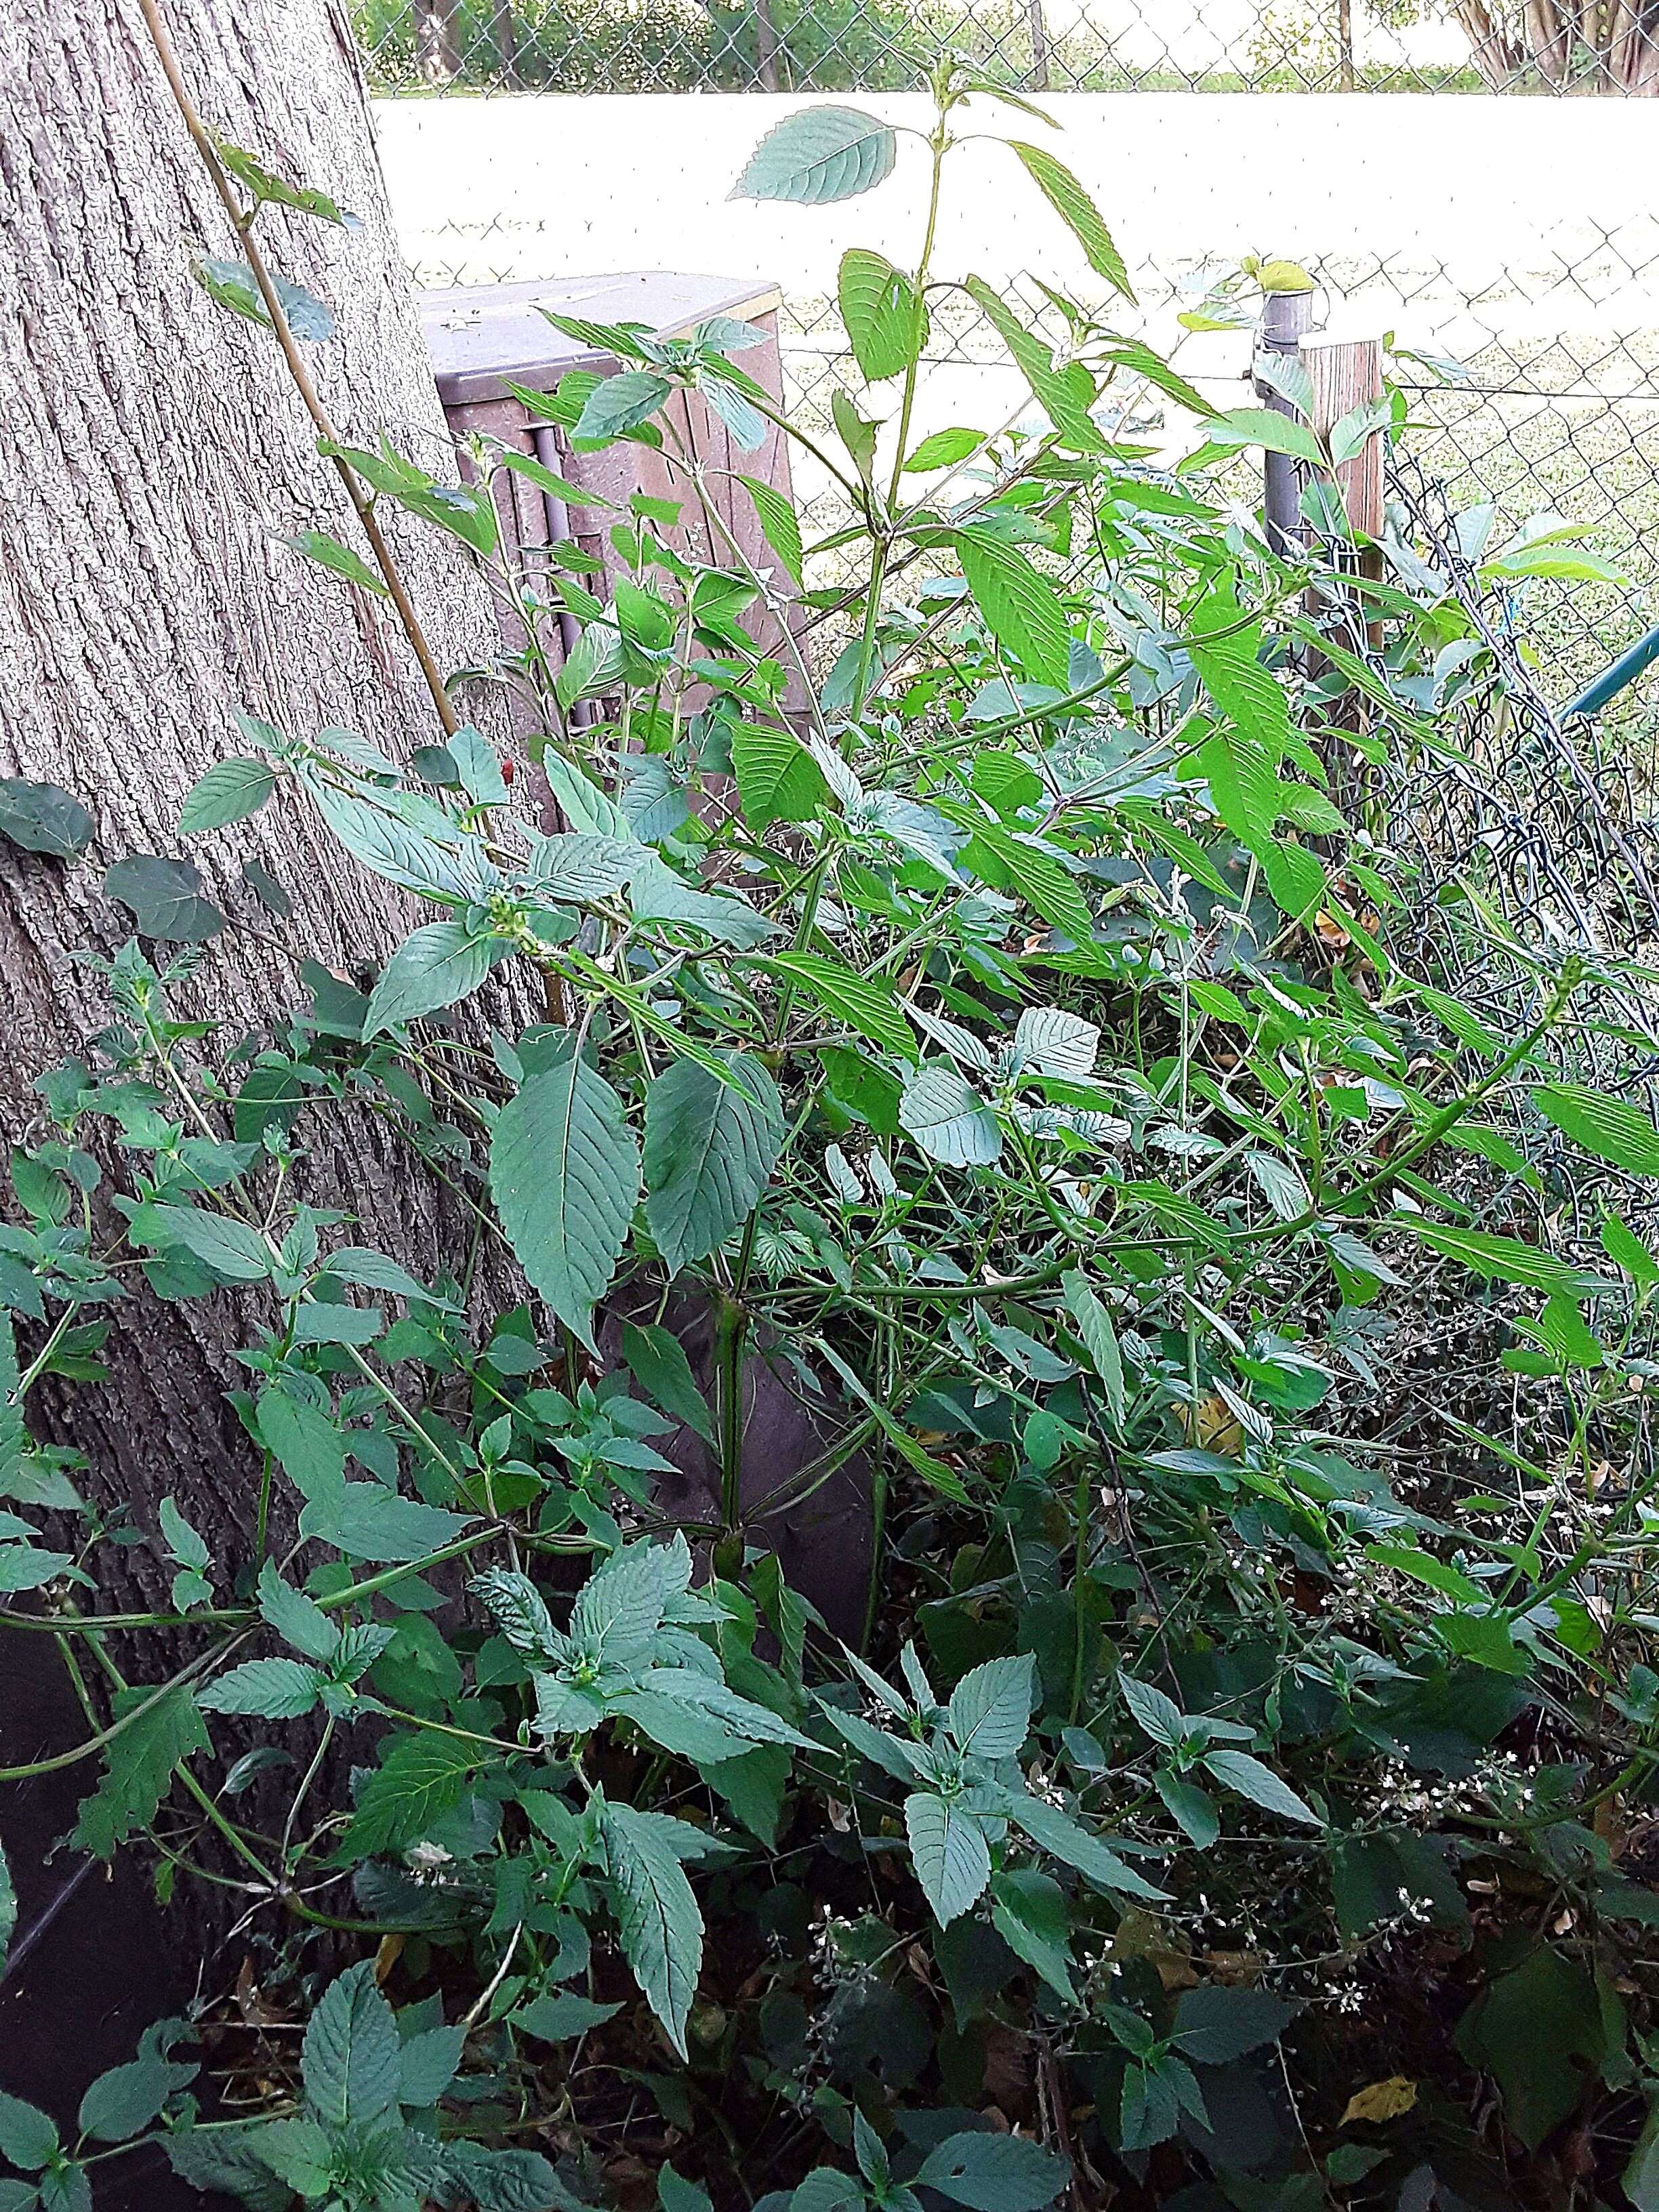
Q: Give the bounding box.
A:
[139,1204,270,1282]
[962,274,1102,451]
[575,371,671,444]
[1007,143,1134,301]
[77,2049,197,2143]
[1061,1271,1126,1432]
[1208,406,1326,464]
[989,1868,1078,2005]
[302,1963,402,2127]
[1013,1005,1098,1076]
[905,1792,992,1925]
[213,140,350,224]
[705,1741,792,1847]
[643,1052,784,1274]
[1454,1947,1605,2152]
[956,528,1070,689]
[701,369,768,452]
[790,2171,863,2212]
[0,2095,58,2171]
[491,1040,640,1347]
[1171,1984,1300,2064]
[325,1246,458,1311]
[342,1735,485,1856]
[258,1559,340,1663]
[570,1536,689,1666]
[1534,1082,1659,1176]
[1603,1212,1659,1286]
[396,2023,467,2108]
[197,1657,324,1720]
[621,1319,717,1446]
[899,1065,1001,1168]
[178,757,276,835]
[523,832,640,905]
[0,1546,75,1593]
[904,426,984,474]
[632,852,781,948]
[660,2164,714,2212]
[1393,1216,1595,1296]
[914,2131,1069,2212]
[103,855,225,941]
[299,1483,474,1564]
[255,1385,346,1502]
[194,255,336,342]
[764,952,916,1058]
[735,474,803,586]
[1203,1748,1323,1826]
[318,441,498,558]
[159,1496,210,1576]
[838,247,927,381]
[730,725,825,829]
[364,921,508,1038]
[1006,1789,1168,1900]
[289,1298,384,1347]
[72,1683,211,1859]
[284,530,387,595]
[949,810,1099,956]
[731,106,897,205]
[513,1991,623,2043]
[947,1655,1036,1759]
[602,1802,705,2057]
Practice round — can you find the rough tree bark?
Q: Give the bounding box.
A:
[0,0,502,1607]
[1451,0,1659,88]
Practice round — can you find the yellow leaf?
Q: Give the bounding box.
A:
[1242,253,1317,294]
[1185,1393,1244,1458]
[1341,2076,1417,2125]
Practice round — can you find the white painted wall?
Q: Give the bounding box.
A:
[374,91,1659,367]
[373,89,1659,531]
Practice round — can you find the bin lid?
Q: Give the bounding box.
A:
[419,272,781,405]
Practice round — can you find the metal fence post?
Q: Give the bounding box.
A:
[1256,285,1317,558]
[1026,0,1050,89]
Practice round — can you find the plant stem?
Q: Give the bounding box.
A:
[134,0,460,737]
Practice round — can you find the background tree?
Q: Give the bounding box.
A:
[1446,0,1659,89]
[0,0,499,1602]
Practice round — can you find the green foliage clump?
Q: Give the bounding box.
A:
[5,57,1659,2212]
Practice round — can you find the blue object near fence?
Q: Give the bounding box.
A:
[1563,617,1659,722]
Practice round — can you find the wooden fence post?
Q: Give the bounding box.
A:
[1298,331,1385,541]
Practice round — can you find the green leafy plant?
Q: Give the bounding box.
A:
[7,35,1659,2212]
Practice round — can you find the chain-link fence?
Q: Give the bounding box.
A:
[366,0,1659,743]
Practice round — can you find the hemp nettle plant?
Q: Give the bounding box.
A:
[6,35,1659,2212]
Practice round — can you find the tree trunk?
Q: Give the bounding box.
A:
[1605,0,1659,87]
[0,0,501,1611]
[752,0,782,91]
[1450,0,1522,82]
[491,0,519,84]
[415,0,462,83]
